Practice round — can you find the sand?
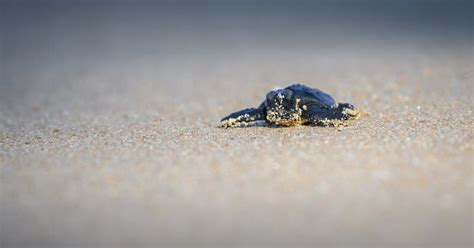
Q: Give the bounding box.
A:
[1,2,473,247]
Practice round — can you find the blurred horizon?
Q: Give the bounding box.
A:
[2,1,472,82]
[0,1,474,113]
[1,0,473,118]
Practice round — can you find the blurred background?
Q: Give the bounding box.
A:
[1,0,473,247]
[1,0,472,118]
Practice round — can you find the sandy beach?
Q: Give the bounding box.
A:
[1,2,473,247]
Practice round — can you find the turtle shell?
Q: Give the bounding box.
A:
[285,84,337,108]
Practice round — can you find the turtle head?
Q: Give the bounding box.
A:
[264,89,302,125]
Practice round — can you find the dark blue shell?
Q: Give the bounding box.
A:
[285,84,337,108]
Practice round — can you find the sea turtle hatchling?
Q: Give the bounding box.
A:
[221,84,359,128]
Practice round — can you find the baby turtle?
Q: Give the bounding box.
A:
[221,84,358,128]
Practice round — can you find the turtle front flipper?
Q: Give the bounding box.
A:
[305,103,358,127]
[221,105,266,128]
